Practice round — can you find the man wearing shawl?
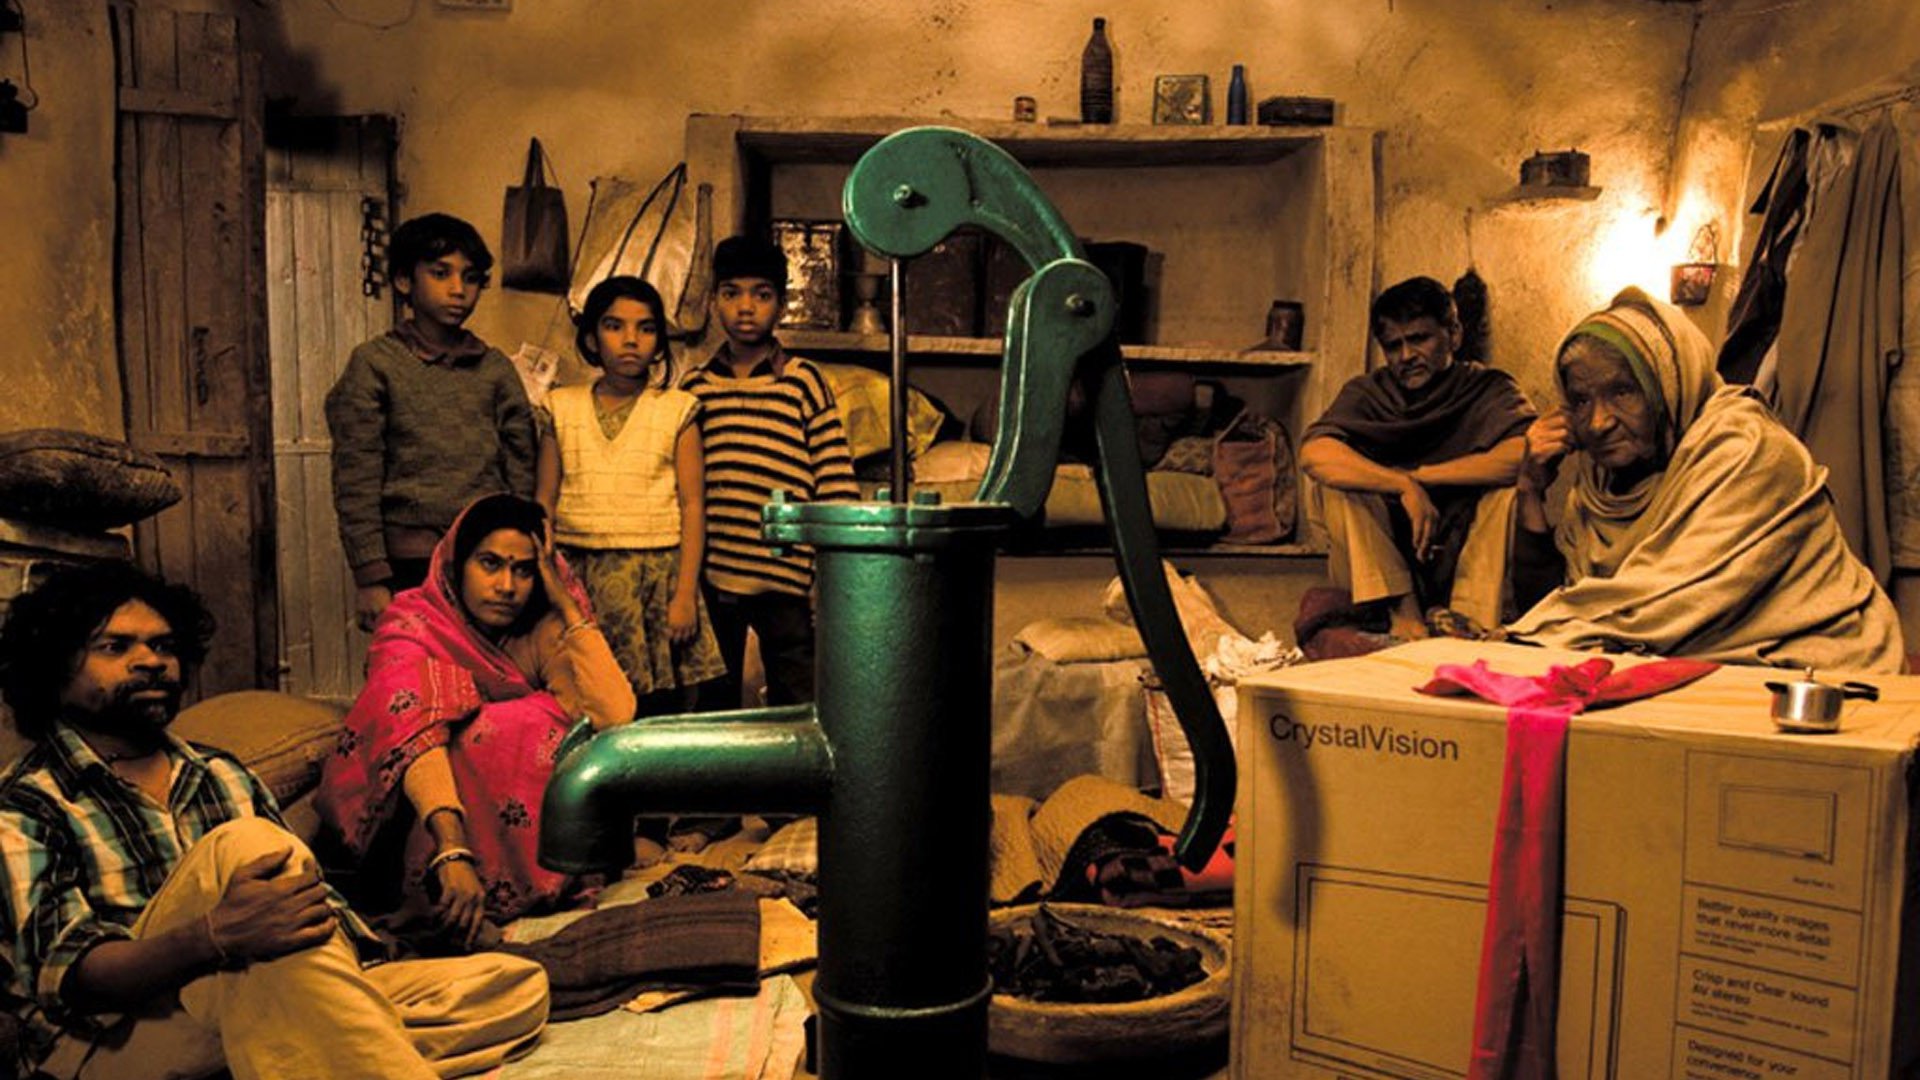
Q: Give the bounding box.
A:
[1301,276,1537,637]
[1509,288,1903,672]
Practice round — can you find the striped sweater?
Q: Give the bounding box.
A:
[683,344,859,597]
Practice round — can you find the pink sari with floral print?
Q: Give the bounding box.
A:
[317,506,597,922]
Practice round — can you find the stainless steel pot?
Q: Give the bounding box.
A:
[1764,668,1878,733]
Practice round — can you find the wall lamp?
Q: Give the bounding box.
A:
[1670,221,1719,307]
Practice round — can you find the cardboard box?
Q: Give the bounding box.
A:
[1232,639,1920,1079]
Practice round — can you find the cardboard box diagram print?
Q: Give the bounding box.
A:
[1290,865,1624,1080]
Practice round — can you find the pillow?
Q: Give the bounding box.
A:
[913,441,992,484]
[1012,617,1146,664]
[1042,469,1226,531]
[171,691,346,806]
[742,816,818,876]
[818,364,945,461]
[0,429,182,530]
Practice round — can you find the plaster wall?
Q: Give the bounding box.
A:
[0,3,121,437]
[260,0,1696,411]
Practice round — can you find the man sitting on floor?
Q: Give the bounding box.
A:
[1299,276,1536,638]
[0,563,550,1080]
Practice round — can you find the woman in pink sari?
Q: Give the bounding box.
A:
[318,494,637,948]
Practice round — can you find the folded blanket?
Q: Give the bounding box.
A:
[501,892,761,1020]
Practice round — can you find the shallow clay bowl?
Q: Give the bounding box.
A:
[986,903,1231,1064]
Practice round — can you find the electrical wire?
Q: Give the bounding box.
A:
[318,0,419,32]
[5,0,37,110]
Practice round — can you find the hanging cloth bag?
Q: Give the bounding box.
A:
[501,138,572,294]
[1212,407,1297,544]
[568,163,714,342]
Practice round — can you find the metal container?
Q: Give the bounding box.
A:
[1519,149,1591,189]
[1764,668,1878,733]
[772,219,843,330]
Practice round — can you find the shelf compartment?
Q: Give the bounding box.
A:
[781,330,1312,369]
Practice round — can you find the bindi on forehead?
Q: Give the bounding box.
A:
[470,530,538,570]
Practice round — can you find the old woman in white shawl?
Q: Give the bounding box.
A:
[1507,287,1904,672]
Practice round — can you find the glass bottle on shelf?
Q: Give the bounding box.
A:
[1080,18,1114,124]
[1227,64,1249,125]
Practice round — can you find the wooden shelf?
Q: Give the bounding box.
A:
[726,114,1344,168]
[781,330,1312,369]
[1486,184,1602,207]
[1002,541,1327,559]
[690,111,1380,549]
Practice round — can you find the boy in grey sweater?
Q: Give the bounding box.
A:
[325,214,538,629]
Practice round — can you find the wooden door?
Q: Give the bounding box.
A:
[113,6,275,697]
[265,117,395,703]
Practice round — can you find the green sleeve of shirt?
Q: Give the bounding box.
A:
[0,803,131,1026]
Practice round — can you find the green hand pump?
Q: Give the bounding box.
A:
[538,127,1236,1078]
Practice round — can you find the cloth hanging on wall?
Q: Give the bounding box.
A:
[1879,104,1920,569]
[1719,128,1812,385]
[1771,116,1904,583]
[1723,125,1860,397]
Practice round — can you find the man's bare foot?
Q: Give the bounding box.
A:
[1388,596,1429,640]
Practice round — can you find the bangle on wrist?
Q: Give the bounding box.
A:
[427,846,477,876]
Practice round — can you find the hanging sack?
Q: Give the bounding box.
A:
[568,163,714,342]
[501,138,571,294]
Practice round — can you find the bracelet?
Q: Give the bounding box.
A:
[561,617,594,638]
[427,846,477,876]
[203,913,232,967]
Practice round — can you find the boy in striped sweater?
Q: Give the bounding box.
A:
[684,236,859,708]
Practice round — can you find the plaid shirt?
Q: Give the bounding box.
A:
[0,726,369,1068]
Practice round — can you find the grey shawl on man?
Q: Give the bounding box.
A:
[1507,288,1904,672]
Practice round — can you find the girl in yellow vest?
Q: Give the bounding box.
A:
[537,277,725,713]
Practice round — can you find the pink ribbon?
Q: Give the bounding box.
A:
[1417,657,1716,1079]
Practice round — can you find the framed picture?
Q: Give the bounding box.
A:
[1153,74,1211,126]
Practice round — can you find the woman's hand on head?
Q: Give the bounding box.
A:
[1521,410,1573,494]
[534,530,584,625]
